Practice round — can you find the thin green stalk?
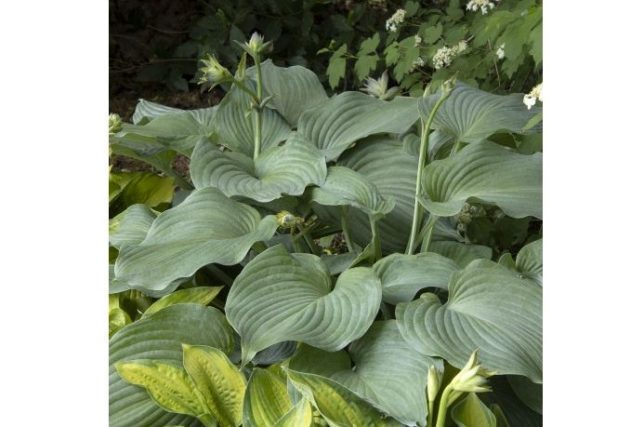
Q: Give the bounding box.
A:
[420,215,438,253]
[434,385,453,427]
[231,79,258,101]
[370,216,382,262]
[252,57,264,160]
[427,401,435,427]
[406,92,452,255]
[297,224,319,255]
[341,206,356,253]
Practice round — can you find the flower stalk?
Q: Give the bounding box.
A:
[406,79,455,254]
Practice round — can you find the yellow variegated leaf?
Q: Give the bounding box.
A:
[286,370,401,426]
[143,286,223,317]
[182,344,246,427]
[243,368,292,427]
[115,360,210,420]
[274,399,313,427]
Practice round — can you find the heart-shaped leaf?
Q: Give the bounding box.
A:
[110,304,235,427]
[290,321,439,426]
[420,141,542,219]
[397,260,542,382]
[182,345,246,427]
[286,370,401,426]
[191,135,326,202]
[143,286,223,317]
[373,253,460,304]
[298,92,418,160]
[215,82,291,156]
[243,368,292,427]
[428,241,493,267]
[226,244,381,364]
[310,166,395,218]
[516,239,543,285]
[451,393,497,427]
[114,188,278,296]
[109,204,157,250]
[419,82,542,143]
[251,60,329,126]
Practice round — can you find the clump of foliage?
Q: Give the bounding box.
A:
[109,27,542,427]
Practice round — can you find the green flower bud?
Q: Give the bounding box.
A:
[441,76,457,97]
[243,32,272,57]
[198,54,233,90]
[448,350,495,394]
[108,113,122,134]
[276,210,303,229]
[427,365,442,403]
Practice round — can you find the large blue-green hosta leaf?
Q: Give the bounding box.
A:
[420,141,542,219]
[428,241,493,267]
[215,82,291,156]
[110,304,234,427]
[290,321,438,426]
[336,136,419,253]
[298,92,418,160]
[397,260,542,382]
[251,60,329,126]
[114,188,278,295]
[373,253,460,304]
[419,82,542,143]
[191,135,326,202]
[226,245,381,365]
[109,204,157,250]
[310,166,394,218]
[516,239,543,285]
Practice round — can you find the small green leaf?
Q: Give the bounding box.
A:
[451,393,497,427]
[355,54,379,81]
[327,43,347,89]
[182,345,246,427]
[115,360,209,419]
[358,33,381,55]
[143,286,223,317]
[243,368,292,427]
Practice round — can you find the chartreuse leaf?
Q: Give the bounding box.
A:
[274,399,313,427]
[252,60,329,126]
[290,321,438,426]
[110,304,234,427]
[286,370,401,426]
[373,253,460,304]
[419,82,542,143]
[451,393,497,427]
[243,368,292,427]
[114,188,278,296]
[310,166,394,219]
[429,241,493,268]
[226,244,381,365]
[397,261,542,383]
[215,81,291,156]
[420,141,542,219]
[143,286,223,317]
[182,345,246,427]
[516,239,543,285]
[298,92,418,160]
[109,172,175,213]
[337,136,419,253]
[116,360,216,426]
[191,134,326,202]
[109,204,157,250]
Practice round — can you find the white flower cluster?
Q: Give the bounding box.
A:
[432,40,468,69]
[466,0,500,15]
[523,83,542,110]
[496,43,505,59]
[414,34,422,47]
[385,9,406,32]
[412,57,426,69]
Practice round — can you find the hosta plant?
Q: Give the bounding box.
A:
[109,33,543,426]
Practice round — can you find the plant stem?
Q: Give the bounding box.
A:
[427,400,435,427]
[420,215,438,253]
[231,79,259,101]
[252,57,264,160]
[370,216,382,262]
[341,206,356,253]
[434,385,453,427]
[297,224,319,255]
[406,93,451,255]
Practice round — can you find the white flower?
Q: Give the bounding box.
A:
[466,0,500,15]
[360,71,399,100]
[457,40,468,53]
[412,57,426,69]
[432,46,456,69]
[523,82,542,109]
[414,34,422,47]
[496,43,505,60]
[385,9,406,32]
